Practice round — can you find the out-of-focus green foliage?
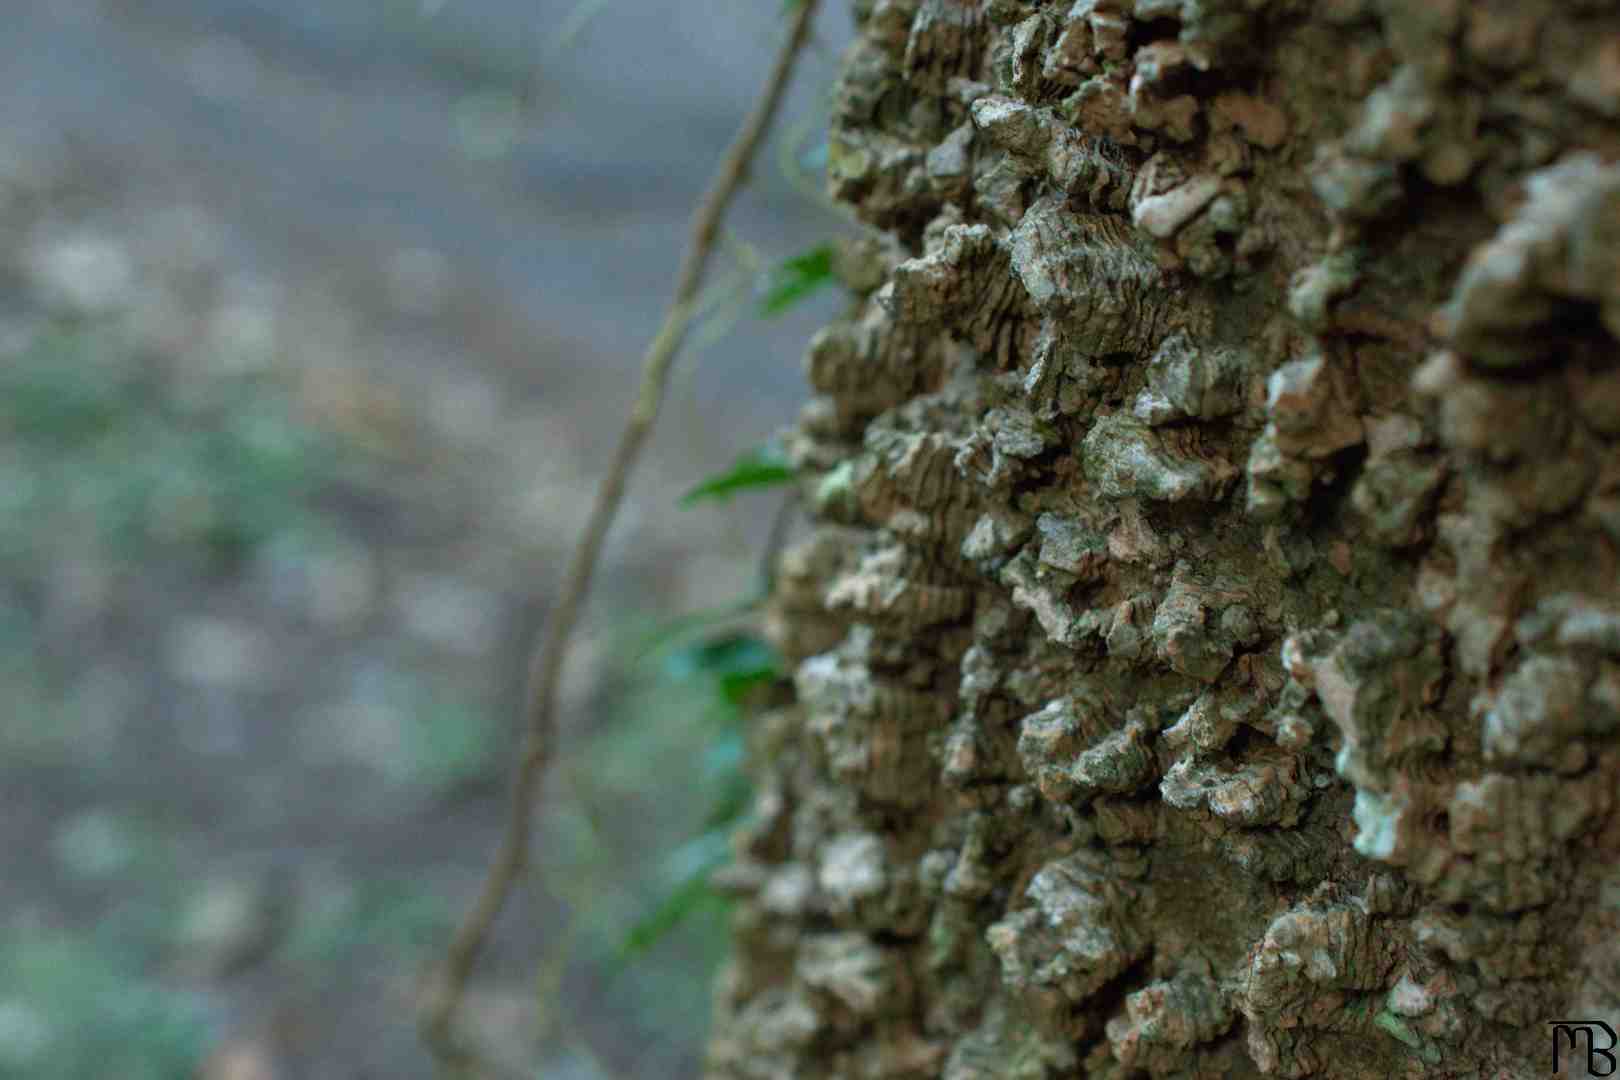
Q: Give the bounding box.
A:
[0,931,210,1080]
[286,877,453,966]
[0,324,343,571]
[617,631,782,959]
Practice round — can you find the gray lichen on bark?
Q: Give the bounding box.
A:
[706,1,1620,1077]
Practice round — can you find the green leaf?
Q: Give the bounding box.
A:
[618,832,732,957]
[618,874,714,957]
[679,447,794,507]
[663,633,780,685]
[758,244,834,317]
[718,665,778,707]
[702,767,752,830]
[624,596,762,663]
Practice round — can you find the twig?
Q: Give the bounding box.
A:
[417,0,822,1067]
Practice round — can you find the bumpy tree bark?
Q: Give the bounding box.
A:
[705,2,1620,1077]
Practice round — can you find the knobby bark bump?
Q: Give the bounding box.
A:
[707,2,1620,1077]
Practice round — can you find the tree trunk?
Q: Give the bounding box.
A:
[706,2,1620,1076]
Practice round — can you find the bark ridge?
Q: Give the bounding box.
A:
[707,2,1620,1076]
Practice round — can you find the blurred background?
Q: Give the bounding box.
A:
[0,2,852,1076]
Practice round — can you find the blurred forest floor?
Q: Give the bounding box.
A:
[0,2,849,1077]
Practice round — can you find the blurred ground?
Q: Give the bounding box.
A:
[0,2,851,1077]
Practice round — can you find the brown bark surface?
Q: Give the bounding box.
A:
[707,2,1620,1076]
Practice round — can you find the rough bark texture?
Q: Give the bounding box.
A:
[705,2,1620,1077]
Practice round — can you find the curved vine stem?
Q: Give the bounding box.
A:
[417,0,822,1069]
